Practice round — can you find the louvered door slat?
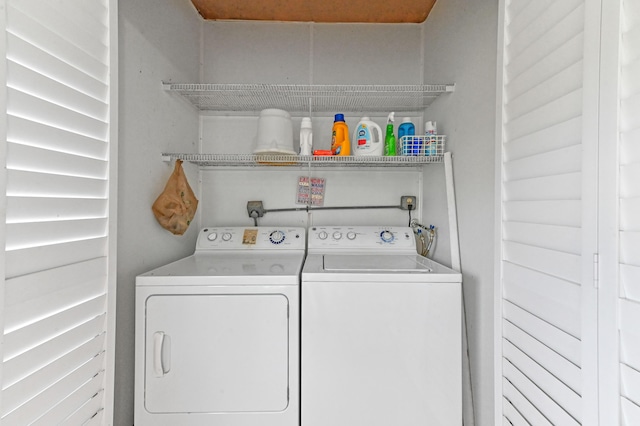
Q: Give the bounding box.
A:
[6,5,107,81]
[2,336,104,415]
[620,263,640,300]
[504,200,581,226]
[504,116,582,161]
[503,358,580,425]
[7,115,107,160]
[504,144,582,181]
[503,377,552,425]
[502,396,529,426]
[57,389,105,426]
[504,320,581,393]
[503,241,581,284]
[5,237,107,279]
[5,365,106,426]
[2,315,106,390]
[503,263,581,338]
[504,300,581,367]
[622,397,640,425]
[504,340,581,420]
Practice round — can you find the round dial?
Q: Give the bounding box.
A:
[318,231,328,240]
[207,232,218,241]
[270,264,285,273]
[347,232,357,240]
[221,232,232,241]
[332,231,343,240]
[270,230,286,244]
[380,230,395,243]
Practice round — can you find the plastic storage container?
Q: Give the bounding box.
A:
[253,108,296,155]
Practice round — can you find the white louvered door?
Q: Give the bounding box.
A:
[497,0,599,424]
[618,0,640,423]
[1,0,117,424]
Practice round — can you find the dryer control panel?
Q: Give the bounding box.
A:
[308,226,416,253]
[196,227,305,251]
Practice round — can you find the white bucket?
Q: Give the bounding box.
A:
[253,108,295,155]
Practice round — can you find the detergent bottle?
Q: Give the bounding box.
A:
[331,114,350,156]
[384,112,396,156]
[398,117,415,139]
[299,117,313,156]
[398,117,416,155]
[352,117,383,156]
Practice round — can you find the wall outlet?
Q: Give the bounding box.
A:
[400,195,417,210]
[247,200,265,218]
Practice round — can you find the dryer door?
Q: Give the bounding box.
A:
[144,294,289,414]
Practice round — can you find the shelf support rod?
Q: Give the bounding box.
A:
[445,152,475,426]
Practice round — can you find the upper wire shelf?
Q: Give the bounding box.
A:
[162,153,445,167]
[162,83,455,113]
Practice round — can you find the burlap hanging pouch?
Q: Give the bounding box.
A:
[152,159,198,235]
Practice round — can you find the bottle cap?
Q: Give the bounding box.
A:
[334,114,345,122]
[402,117,413,123]
[301,117,312,129]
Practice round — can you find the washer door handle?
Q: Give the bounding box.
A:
[153,331,171,377]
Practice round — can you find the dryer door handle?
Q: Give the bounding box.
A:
[153,331,171,377]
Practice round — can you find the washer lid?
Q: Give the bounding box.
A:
[323,254,434,273]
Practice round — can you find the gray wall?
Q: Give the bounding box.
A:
[116,1,200,424]
[422,1,499,425]
[198,21,430,229]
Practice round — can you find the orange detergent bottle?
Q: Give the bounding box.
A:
[330,114,350,156]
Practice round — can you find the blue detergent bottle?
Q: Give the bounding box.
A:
[398,117,416,155]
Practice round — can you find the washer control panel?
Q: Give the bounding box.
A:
[196,227,305,251]
[308,226,416,252]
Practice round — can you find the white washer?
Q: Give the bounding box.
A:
[135,227,305,426]
[301,226,462,426]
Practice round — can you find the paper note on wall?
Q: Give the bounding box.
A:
[296,176,325,206]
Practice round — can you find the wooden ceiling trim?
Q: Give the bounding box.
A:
[190,0,437,23]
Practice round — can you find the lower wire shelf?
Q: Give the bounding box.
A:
[161,153,445,168]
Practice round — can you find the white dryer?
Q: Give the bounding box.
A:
[135,227,305,426]
[301,226,462,426]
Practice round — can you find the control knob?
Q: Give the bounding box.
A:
[333,231,343,240]
[207,232,218,241]
[380,230,394,243]
[318,231,328,240]
[347,232,357,240]
[270,230,286,244]
[221,232,232,241]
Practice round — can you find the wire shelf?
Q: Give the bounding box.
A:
[162,153,445,167]
[162,83,455,113]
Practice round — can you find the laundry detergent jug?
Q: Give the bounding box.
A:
[352,117,383,156]
[330,114,350,156]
